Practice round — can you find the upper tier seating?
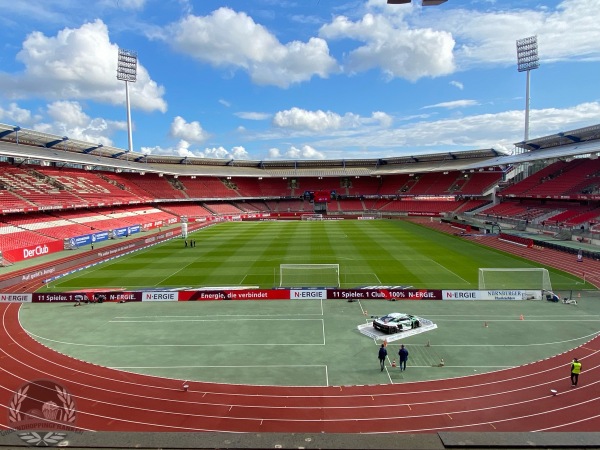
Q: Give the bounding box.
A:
[346,177,381,196]
[37,167,142,203]
[179,177,237,198]
[0,164,83,206]
[110,173,186,199]
[459,172,503,195]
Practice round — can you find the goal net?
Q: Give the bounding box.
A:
[280,264,340,287]
[301,213,323,221]
[478,268,552,291]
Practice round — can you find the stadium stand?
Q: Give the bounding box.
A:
[3,213,93,239]
[110,172,186,200]
[159,203,215,218]
[179,177,237,198]
[337,199,365,212]
[458,171,503,195]
[0,189,33,212]
[346,176,381,196]
[202,203,244,215]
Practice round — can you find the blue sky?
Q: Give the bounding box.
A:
[0,0,598,161]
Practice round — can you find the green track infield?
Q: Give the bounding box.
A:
[19,297,600,386]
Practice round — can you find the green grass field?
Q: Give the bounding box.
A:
[40,220,591,291]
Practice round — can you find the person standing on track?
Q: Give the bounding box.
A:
[571,358,582,386]
[378,343,387,371]
[398,344,409,371]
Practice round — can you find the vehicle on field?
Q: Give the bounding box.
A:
[372,313,421,334]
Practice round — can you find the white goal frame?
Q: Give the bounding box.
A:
[279,264,340,287]
[478,268,552,291]
[301,213,323,221]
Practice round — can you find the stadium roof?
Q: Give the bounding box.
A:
[0,122,599,178]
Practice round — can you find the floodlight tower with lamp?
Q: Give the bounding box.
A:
[116,48,137,153]
[516,36,540,142]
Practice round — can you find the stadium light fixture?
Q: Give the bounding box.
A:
[516,36,539,142]
[117,48,137,153]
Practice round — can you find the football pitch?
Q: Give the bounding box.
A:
[40,220,590,291]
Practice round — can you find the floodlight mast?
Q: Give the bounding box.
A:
[516,36,539,142]
[117,48,137,153]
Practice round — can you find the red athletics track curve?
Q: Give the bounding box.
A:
[1,303,600,433]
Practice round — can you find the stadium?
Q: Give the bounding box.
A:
[2,118,600,448]
[2,1,600,449]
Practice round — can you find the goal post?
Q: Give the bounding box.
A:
[280,264,340,288]
[478,268,552,291]
[301,213,323,221]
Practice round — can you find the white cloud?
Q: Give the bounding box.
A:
[170,116,209,144]
[420,0,600,68]
[284,145,326,160]
[142,142,250,160]
[423,100,480,109]
[320,13,455,81]
[235,111,271,120]
[370,111,393,128]
[268,147,281,158]
[0,20,167,112]
[166,7,339,88]
[450,80,464,90]
[309,102,600,157]
[0,102,37,124]
[271,107,393,135]
[273,107,343,132]
[35,100,125,145]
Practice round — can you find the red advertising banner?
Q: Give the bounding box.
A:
[3,240,64,263]
[327,289,443,300]
[179,289,290,301]
[24,289,442,304]
[32,291,142,303]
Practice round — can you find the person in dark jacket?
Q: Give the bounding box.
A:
[378,344,387,371]
[398,344,409,371]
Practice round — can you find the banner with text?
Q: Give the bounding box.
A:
[442,290,543,301]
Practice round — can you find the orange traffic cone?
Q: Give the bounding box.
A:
[383,340,388,347]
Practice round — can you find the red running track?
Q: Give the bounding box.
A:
[1,302,599,434]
